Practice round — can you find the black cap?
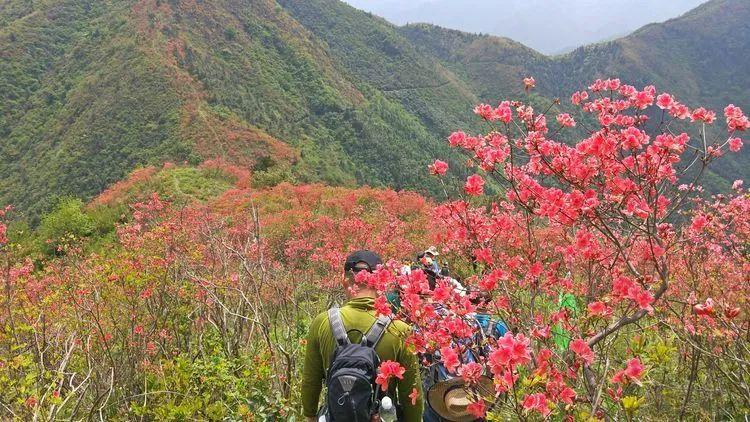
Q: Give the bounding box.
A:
[344,250,383,273]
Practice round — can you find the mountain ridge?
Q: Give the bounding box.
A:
[0,0,747,220]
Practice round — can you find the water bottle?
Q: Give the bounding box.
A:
[379,396,397,422]
[317,415,327,422]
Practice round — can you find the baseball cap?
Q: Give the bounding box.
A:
[344,250,383,273]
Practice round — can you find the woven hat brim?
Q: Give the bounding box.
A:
[427,376,495,422]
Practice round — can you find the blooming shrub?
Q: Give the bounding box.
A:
[0,176,430,419]
[0,77,747,420]
[366,78,749,419]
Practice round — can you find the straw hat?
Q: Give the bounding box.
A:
[427,375,495,422]
[424,246,440,257]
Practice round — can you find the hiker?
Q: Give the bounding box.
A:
[422,293,506,421]
[421,246,442,274]
[301,250,424,422]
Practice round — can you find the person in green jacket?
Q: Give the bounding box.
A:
[301,250,423,421]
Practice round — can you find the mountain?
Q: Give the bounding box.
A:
[343,0,708,55]
[1,0,747,220]
[0,0,477,220]
[400,0,750,184]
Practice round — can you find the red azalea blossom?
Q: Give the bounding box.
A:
[570,338,595,365]
[656,93,674,109]
[522,393,551,417]
[440,345,460,373]
[459,362,484,385]
[587,301,612,317]
[728,137,743,152]
[429,159,449,176]
[467,400,487,418]
[464,174,485,196]
[376,360,406,391]
[693,298,715,316]
[612,358,645,385]
[556,113,576,127]
[409,388,420,405]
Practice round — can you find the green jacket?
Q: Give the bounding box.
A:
[301,297,423,421]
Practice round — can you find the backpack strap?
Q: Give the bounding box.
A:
[361,315,391,348]
[328,307,350,347]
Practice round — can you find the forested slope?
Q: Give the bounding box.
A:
[400,0,750,184]
[1,0,747,220]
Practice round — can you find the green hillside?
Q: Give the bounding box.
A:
[400,0,750,184]
[0,0,473,220]
[1,0,747,220]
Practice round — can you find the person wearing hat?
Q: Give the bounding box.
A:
[422,293,503,422]
[301,250,424,422]
[426,374,495,422]
[422,246,442,274]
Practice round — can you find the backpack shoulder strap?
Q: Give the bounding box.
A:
[328,307,350,347]
[361,315,391,348]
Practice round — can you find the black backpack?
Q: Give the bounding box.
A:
[323,307,391,422]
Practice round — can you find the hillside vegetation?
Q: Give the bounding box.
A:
[1,0,748,221]
[399,0,750,184]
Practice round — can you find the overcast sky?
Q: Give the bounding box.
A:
[343,0,709,54]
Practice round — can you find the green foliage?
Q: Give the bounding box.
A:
[130,349,294,421]
[0,0,747,220]
[0,1,190,221]
[400,1,750,185]
[37,197,94,256]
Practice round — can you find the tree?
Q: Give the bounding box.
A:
[370,78,748,419]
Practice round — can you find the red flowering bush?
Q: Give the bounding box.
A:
[0,77,747,419]
[368,78,748,419]
[0,171,431,419]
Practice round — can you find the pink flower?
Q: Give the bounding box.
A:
[489,346,512,372]
[656,93,674,109]
[633,89,654,109]
[624,358,644,379]
[732,180,744,190]
[467,400,486,418]
[691,107,716,124]
[725,307,741,319]
[429,159,449,176]
[570,338,595,364]
[559,387,576,404]
[571,90,589,105]
[376,360,406,391]
[633,289,654,311]
[448,131,467,147]
[725,104,750,130]
[464,174,485,196]
[612,358,645,385]
[522,393,550,417]
[693,297,715,316]
[473,247,494,265]
[587,301,612,317]
[440,346,460,373]
[556,113,576,127]
[374,295,392,317]
[495,102,513,123]
[529,262,543,277]
[409,388,420,405]
[728,137,743,152]
[690,214,708,232]
[459,362,484,385]
[523,76,536,90]
[474,104,496,120]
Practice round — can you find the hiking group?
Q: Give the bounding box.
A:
[301,249,508,422]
